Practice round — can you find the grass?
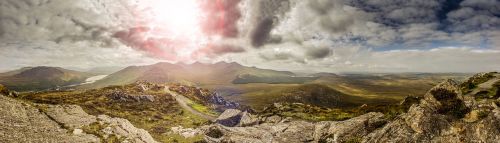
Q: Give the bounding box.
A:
[17,82,210,143]
[259,96,420,122]
[460,72,496,94]
[82,122,125,143]
[188,101,218,116]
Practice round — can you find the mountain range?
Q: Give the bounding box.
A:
[78,62,300,89]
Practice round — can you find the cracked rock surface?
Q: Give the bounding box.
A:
[0,94,157,143]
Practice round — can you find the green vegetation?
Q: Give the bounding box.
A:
[260,103,356,121]
[0,84,7,95]
[82,122,125,143]
[345,137,362,143]
[232,74,318,84]
[431,88,470,118]
[460,72,496,94]
[474,81,500,100]
[259,95,420,122]
[17,82,209,143]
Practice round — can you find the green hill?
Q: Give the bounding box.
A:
[0,66,92,91]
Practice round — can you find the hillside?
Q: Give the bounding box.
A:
[0,66,92,91]
[81,62,295,89]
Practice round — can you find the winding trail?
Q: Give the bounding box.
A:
[165,87,217,121]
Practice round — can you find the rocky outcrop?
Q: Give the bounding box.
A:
[203,109,386,143]
[0,95,99,143]
[215,109,258,127]
[171,126,200,138]
[95,115,157,143]
[363,79,500,143]
[108,90,155,102]
[0,93,157,143]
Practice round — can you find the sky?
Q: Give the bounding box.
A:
[0,0,499,73]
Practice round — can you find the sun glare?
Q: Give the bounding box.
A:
[150,0,201,37]
[134,0,208,60]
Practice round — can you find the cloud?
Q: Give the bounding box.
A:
[0,41,157,72]
[250,18,275,47]
[194,44,246,58]
[0,0,133,46]
[0,0,499,73]
[200,0,242,38]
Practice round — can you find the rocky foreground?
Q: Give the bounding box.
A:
[197,79,500,143]
[0,87,158,143]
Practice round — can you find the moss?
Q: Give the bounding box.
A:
[431,88,458,100]
[460,72,496,94]
[82,122,125,143]
[477,110,490,119]
[431,88,470,118]
[205,127,224,138]
[344,136,362,143]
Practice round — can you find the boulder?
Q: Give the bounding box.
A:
[97,115,158,143]
[171,126,200,138]
[314,112,386,142]
[237,111,259,127]
[108,91,155,102]
[215,109,243,127]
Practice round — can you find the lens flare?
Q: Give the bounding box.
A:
[131,0,208,61]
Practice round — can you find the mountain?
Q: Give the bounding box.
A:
[81,62,295,89]
[86,66,125,75]
[0,67,34,77]
[0,66,92,91]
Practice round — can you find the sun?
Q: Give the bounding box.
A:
[149,0,202,37]
[132,0,208,59]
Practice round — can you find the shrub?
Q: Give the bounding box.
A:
[431,88,470,118]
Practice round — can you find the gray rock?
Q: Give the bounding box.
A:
[215,109,259,127]
[314,112,386,142]
[108,91,155,102]
[203,112,386,143]
[97,115,158,143]
[171,126,200,138]
[215,109,243,127]
[0,95,99,143]
[237,111,259,127]
[43,104,97,129]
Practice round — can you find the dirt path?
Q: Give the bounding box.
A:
[468,74,500,95]
[165,87,217,121]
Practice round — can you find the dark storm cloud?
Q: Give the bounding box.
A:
[248,0,291,48]
[349,0,443,26]
[445,0,500,32]
[250,18,275,47]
